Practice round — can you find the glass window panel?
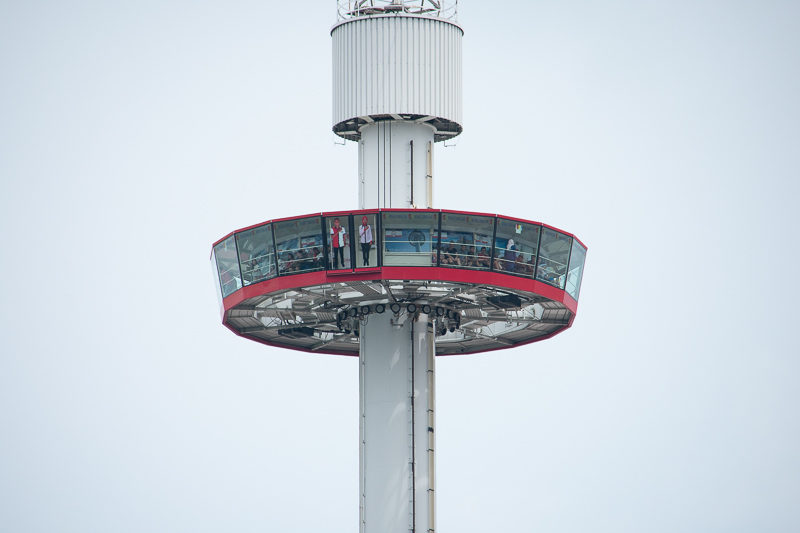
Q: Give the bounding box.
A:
[382,211,439,266]
[325,215,353,270]
[274,217,325,275]
[235,224,276,286]
[566,240,587,300]
[536,228,572,289]
[354,213,379,268]
[210,249,223,310]
[439,212,494,270]
[494,218,539,277]
[214,236,242,298]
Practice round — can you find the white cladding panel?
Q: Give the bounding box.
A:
[332,15,463,127]
[359,312,435,533]
[358,121,434,209]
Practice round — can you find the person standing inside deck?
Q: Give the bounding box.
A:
[330,217,348,269]
[358,216,374,266]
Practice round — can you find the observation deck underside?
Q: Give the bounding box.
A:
[224,275,573,356]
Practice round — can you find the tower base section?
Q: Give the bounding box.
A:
[360,311,436,533]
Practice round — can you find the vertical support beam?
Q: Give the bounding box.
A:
[410,140,415,207]
[426,141,433,208]
[413,313,436,533]
[359,138,366,209]
[359,311,436,533]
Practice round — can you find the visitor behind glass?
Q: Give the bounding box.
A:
[358,216,373,266]
[329,217,348,269]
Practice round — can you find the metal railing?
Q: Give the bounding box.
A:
[337,0,457,22]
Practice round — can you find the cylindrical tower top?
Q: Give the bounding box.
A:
[331,11,463,142]
[337,0,458,22]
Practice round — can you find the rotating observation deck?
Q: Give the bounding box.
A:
[212,209,586,356]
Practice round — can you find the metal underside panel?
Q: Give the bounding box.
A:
[224,279,573,355]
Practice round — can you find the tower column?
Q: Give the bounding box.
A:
[334,9,460,532]
[358,121,435,209]
[359,310,436,533]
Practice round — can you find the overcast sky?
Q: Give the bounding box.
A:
[2,1,799,532]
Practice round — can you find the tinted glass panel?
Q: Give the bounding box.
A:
[494,218,539,277]
[214,236,241,298]
[536,228,572,289]
[566,240,587,300]
[439,212,494,270]
[210,249,223,310]
[236,224,276,286]
[355,213,379,268]
[274,217,325,275]
[382,211,439,266]
[325,215,353,270]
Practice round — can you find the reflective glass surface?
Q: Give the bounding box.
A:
[382,211,439,266]
[274,217,325,275]
[214,236,242,298]
[355,213,379,268]
[494,218,540,277]
[236,224,276,286]
[439,212,494,270]
[566,240,587,300]
[210,249,223,310]
[325,215,353,270]
[536,228,572,289]
[213,210,586,303]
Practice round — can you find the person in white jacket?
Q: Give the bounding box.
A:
[358,216,374,266]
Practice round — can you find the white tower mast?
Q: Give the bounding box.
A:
[332,2,462,532]
[212,4,587,532]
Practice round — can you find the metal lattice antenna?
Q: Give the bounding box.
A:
[337,0,457,22]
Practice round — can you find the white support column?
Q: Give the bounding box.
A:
[359,310,436,533]
[412,311,436,533]
[358,121,435,209]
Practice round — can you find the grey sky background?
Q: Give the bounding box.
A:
[1,1,799,531]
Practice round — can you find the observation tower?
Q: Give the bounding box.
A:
[211,2,587,532]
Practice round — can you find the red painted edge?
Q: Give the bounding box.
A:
[322,209,379,218]
[540,222,588,250]
[440,208,497,218]
[327,269,356,276]
[379,207,439,213]
[270,211,324,224]
[232,219,272,237]
[497,214,543,226]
